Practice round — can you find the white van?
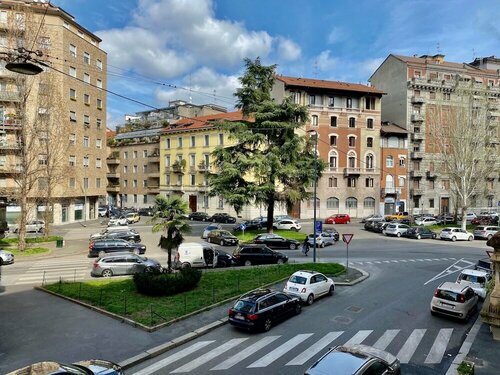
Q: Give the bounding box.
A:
[90,226,133,240]
[174,242,218,268]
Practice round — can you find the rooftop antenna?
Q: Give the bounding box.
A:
[188,74,192,103]
[313,60,319,78]
[472,48,476,60]
[436,42,441,54]
[213,89,217,104]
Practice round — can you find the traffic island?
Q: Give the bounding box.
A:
[480,232,500,340]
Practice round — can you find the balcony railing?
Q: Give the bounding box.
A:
[106,172,120,179]
[0,164,22,174]
[410,170,424,178]
[106,184,120,192]
[343,167,361,177]
[410,151,424,159]
[148,154,160,163]
[410,188,424,196]
[165,166,171,173]
[172,164,185,174]
[426,170,437,179]
[381,187,401,196]
[0,91,20,102]
[198,162,210,172]
[147,185,160,194]
[411,96,425,104]
[411,113,424,122]
[411,132,425,141]
[0,119,22,129]
[0,142,21,151]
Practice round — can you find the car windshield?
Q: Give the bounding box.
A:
[233,299,255,313]
[207,225,218,230]
[289,275,307,285]
[459,274,485,284]
[220,231,232,236]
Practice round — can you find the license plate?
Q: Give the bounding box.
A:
[440,302,455,309]
[234,313,245,320]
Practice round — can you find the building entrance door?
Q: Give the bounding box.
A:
[189,195,197,213]
[440,197,450,215]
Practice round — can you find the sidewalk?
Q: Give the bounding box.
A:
[465,321,499,375]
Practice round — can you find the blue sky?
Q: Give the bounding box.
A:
[55,0,500,127]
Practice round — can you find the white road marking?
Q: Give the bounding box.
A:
[343,330,373,345]
[425,328,453,364]
[286,331,344,366]
[132,340,215,375]
[424,258,475,285]
[171,338,248,373]
[397,329,426,363]
[247,333,313,368]
[210,336,280,370]
[373,329,400,350]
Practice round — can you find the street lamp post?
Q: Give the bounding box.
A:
[308,130,319,263]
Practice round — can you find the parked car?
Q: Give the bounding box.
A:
[175,242,217,268]
[383,223,410,237]
[228,289,301,332]
[10,220,45,233]
[0,249,14,265]
[415,217,438,226]
[91,253,161,277]
[232,244,288,266]
[189,212,211,221]
[274,214,294,222]
[207,230,239,246]
[456,269,490,300]
[252,233,300,250]
[125,212,140,224]
[100,230,141,243]
[473,225,500,240]
[88,239,146,258]
[201,223,222,239]
[283,270,335,305]
[305,344,400,375]
[252,216,268,225]
[385,212,409,221]
[373,221,391,233]
[232,220,263,232]
[215,249,233,267]
[439,227,474,242]
[307,231,338,247]
[98,206,108,217]
[360,214,384,223]
[138,207,153,216]
[403,226,437,240]
[107,216,128,226]
[273,219,301,231]
[475,258,492,275]
[430,281,478,321]
[436,215,456,225]
[463,213,477,222]
[324,214,350,224]
[210,213,237,223]
[90,226,135,240]
[364,218,384,231]
[7,360,124,375]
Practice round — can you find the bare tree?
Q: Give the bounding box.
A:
[426,79,499,229]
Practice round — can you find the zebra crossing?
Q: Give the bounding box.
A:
[132,327,458,374]
[14,259,92,285]
[348,257,457,266]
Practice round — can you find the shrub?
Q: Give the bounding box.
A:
[133,268,202,296]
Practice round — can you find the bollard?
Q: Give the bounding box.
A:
[58,276,62,292]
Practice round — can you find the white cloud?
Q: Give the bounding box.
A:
[276,37,301,61]
[357,57,385,77]
[315,50,339,71]
[327,27,344,44]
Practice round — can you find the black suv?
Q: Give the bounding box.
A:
[189,212,211,221]
[228,289,301,332]
[88,239,146,258]
[100,230,141,243]
[210,213,237,223]
[232,244,288,266]
[252,233,300,250]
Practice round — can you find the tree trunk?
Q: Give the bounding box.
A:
[167,248,172,273]
[266,191,275,233]
[461,207,467,231]
[18,194,27,252]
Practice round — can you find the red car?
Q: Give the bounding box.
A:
[325,214,351,224]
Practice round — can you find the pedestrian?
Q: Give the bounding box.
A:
[302,235,310,256]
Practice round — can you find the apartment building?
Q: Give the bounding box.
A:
[271,75,384,218]
[370,54,500,215]
[0,0,107,224]
[379,122,409,215]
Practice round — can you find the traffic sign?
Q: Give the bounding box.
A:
[239,223,247,231]
[315,220,323,233]
[342,233,354,244]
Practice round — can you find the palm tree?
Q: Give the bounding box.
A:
[150,196,191,272]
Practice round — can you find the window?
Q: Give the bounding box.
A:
[165,175,170,186]
[219,134,224,145]
[96,158,102,168]
[190,135,196,147]
[348,153,356,168]
[143,150,148,158]
[366,97,376,109]
[365,178,374,187]
[177,137,183,148]
[328,96,335,107]
[83,52,90,64]
[123,151,128,159]
[386,156,394,167]
[292,91,300,104]
[69,66,76,77]
[69,178,75,188]
[69,44,76,57]
[143,165,148,173]
[346,98,352,108]
[96,178,101,188]
[78,30,84,39]
[143,180,148,187]
[309,95,315,105]
[69,88,76,100]
[347,178,356,187]
[83,115,90,126]
[69,133,76,145]
[399,157,405,167]
[442,179,450,190]
[69,111,77,122]
[367,137,373,147]
[443,93,451,101]
[346,197,358,208]
[190,154,196,166]
[83,155,89,167]
[165,138,171,149]
[84,94,90,105]
[133,180,138,188]
[365,154,374,169]
[398,177,405,186]
[96,98,102,109]
[429,92,436,99]
[68,155,76,166]
[0,11,7,23]
[348,117,356,128]
[96,59,102,70]
[330,116,337,127]
[96,118,102,129]
[133,151,138,159]
[429,198,435,208]
[165,156,170,166]
[348,136,356,147]
[84,73,90,84]
[96,139,102,149]
[190,174,196,185]
[364,197,375,208]
[96,79,102,89]
[133,165,138,173]
[204,134,210,146]
[133,194,138,204]
[329,155,337,169]
[123,180,128,188]
[367,118,374,129]
[328,177,337,188]
[38,154,47,165]
[309,114,318,126]
[327,197,339,208]
[330,135,337,146]
[63,21,70,30]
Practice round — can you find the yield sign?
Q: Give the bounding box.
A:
[342,234,354,244]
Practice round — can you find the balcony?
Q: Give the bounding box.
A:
[0,165,22,174]
[106,171,120,179]
[343,167,361,177]
[197,183,209,191]
[106,184,120,193]
[198,162,210,173]
[426,170,438,179]
[411,96,425,104]
[0,119,22,130]
[148,170,160,178]
[0,91,20,102]
[411,132,425,141]
[188,166,197,173]
[410,188,424,196]
[148,154,160,163]
[328,165,338,173]
[410,170,424,178]
[164,166,171,173]
[410,77,428,86]
[147,185,160,194]
[106,153,120,164]
[0,142,21,152]
[410,151,424,159]
[172,164,185,174]
[381,187,401,196]
[171,183,184,193]
[411,113,424,122]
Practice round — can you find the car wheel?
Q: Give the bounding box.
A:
[181,262,191,269]
[416,234,421,240]
[289,243,297,250]
[292,227,298,232]
[468,236,473,241]
[220,239,225,246]
[212,219,216,222]
[276,258,284,265]
[272,226,277,230]
[294,303,302,315]
[101,269,113,277]
[98,251,106,258]
[306,294,314,306]
[432,234,437,239]
[396,232,401,237]
[487,234,493,240]
[38,228,44,233]
[263,318,272,332]
[320,242,325,248]
[219,260,227,268]
[451,236,457,242]
[328,285,334,296]
[244,260,252,266]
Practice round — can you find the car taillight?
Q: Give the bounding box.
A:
[301,288,306,293]
[89,241,94,249]
[458,294,465,303]
[247,314,259,321]
[93,262,99,268]
[228,308,234,315]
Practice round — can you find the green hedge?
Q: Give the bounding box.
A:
[0,235,63,246]
[133,268,202,296]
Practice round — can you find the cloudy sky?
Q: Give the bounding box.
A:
[56,0,500,127]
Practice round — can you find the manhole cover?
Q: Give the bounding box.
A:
[346,306,363,313]
[331,316,353,324]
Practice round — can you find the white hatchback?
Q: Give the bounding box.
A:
[383,223,410,237]
[456,269,490,300]
[273,219,301,231]
[283,270,335,305]
[439,227,474,242]
[415,217,438,226]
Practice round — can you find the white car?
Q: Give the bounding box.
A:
[383,223,410,237]
[0,249,14,265]
[307,232,338,248]
[107,216,128,226]
[463,213,477,222]
[10,220,45,233]
[273,219,301,231]
[98,206,108,217]
[456,269,490,300]
[415,217,438,226]
[283,270,335,305]
[439,227,474,242]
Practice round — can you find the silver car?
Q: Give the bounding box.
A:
[383,223,410,237]
[0,249,14,265]
[473,225,499,240]
[91,253,161,277]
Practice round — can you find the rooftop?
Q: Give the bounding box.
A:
[274,75,385,95]
[161,111,246,134]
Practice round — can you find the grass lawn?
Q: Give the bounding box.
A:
[0,235,62,246]
[8,247,50,256]
[235,229,308,242]
[44,262,344,327]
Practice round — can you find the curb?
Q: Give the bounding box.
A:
[333,266,369,286]
[445,315,482,375]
